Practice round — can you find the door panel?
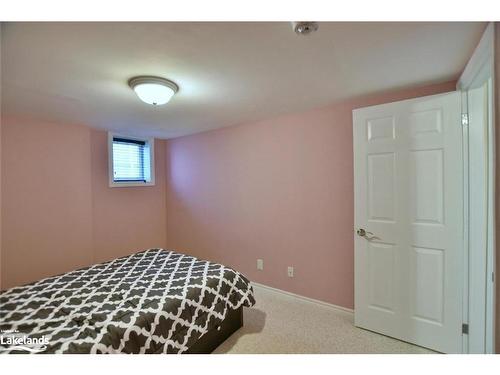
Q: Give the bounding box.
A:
[410,149,444,225]
[411,246,445,324]
[368,242,396,313]
[367,152,396,222]
[367,116,396,141]
[409,109,442,137]
[353,92,463,353]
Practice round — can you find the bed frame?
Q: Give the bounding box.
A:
[185,306,243,354]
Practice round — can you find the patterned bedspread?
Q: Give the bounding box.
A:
[0,249,255,354]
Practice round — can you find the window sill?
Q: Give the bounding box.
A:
[109,181,155,188]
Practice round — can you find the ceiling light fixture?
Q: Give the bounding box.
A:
[128,76,179,106]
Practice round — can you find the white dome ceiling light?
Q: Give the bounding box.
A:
[128,76,179,106]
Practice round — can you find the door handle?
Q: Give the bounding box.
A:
[356,228,375,239]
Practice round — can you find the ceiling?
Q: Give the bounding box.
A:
[1,22,486,139]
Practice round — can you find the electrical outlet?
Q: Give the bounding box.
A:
[257,259,264,270]
[287,266,294,277]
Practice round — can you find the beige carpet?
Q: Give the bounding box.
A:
[214,285,434,354]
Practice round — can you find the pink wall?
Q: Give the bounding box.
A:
[0,25,3,290]
[2,117,94,288]
[90,129,167,263]
[0,111,2,290]
[0,112,2,290]
[0,116,167,289]
[166,80,457,309]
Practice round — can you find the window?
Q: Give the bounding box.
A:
[108,133,155,187]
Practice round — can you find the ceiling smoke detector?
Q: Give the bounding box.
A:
[292,22,319,36]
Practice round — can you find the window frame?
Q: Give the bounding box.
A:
[108,132,155,188]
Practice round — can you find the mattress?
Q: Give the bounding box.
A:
[0,249,255,353]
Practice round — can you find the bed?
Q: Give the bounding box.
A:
[0,248,255,354]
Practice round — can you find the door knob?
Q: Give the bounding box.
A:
[356,228,374,238]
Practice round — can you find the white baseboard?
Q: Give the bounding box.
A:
[251,281,354,315]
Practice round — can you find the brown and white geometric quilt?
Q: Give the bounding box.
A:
[0,249,255,354]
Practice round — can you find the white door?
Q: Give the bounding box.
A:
[353,92,464,353]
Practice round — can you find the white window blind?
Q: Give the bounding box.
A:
[112,137,148,182]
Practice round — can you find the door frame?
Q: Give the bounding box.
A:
[457,22,496,354]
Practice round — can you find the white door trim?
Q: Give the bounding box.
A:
[461,89,470,354]
[458,23,494,91]
[457,22,496,354]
